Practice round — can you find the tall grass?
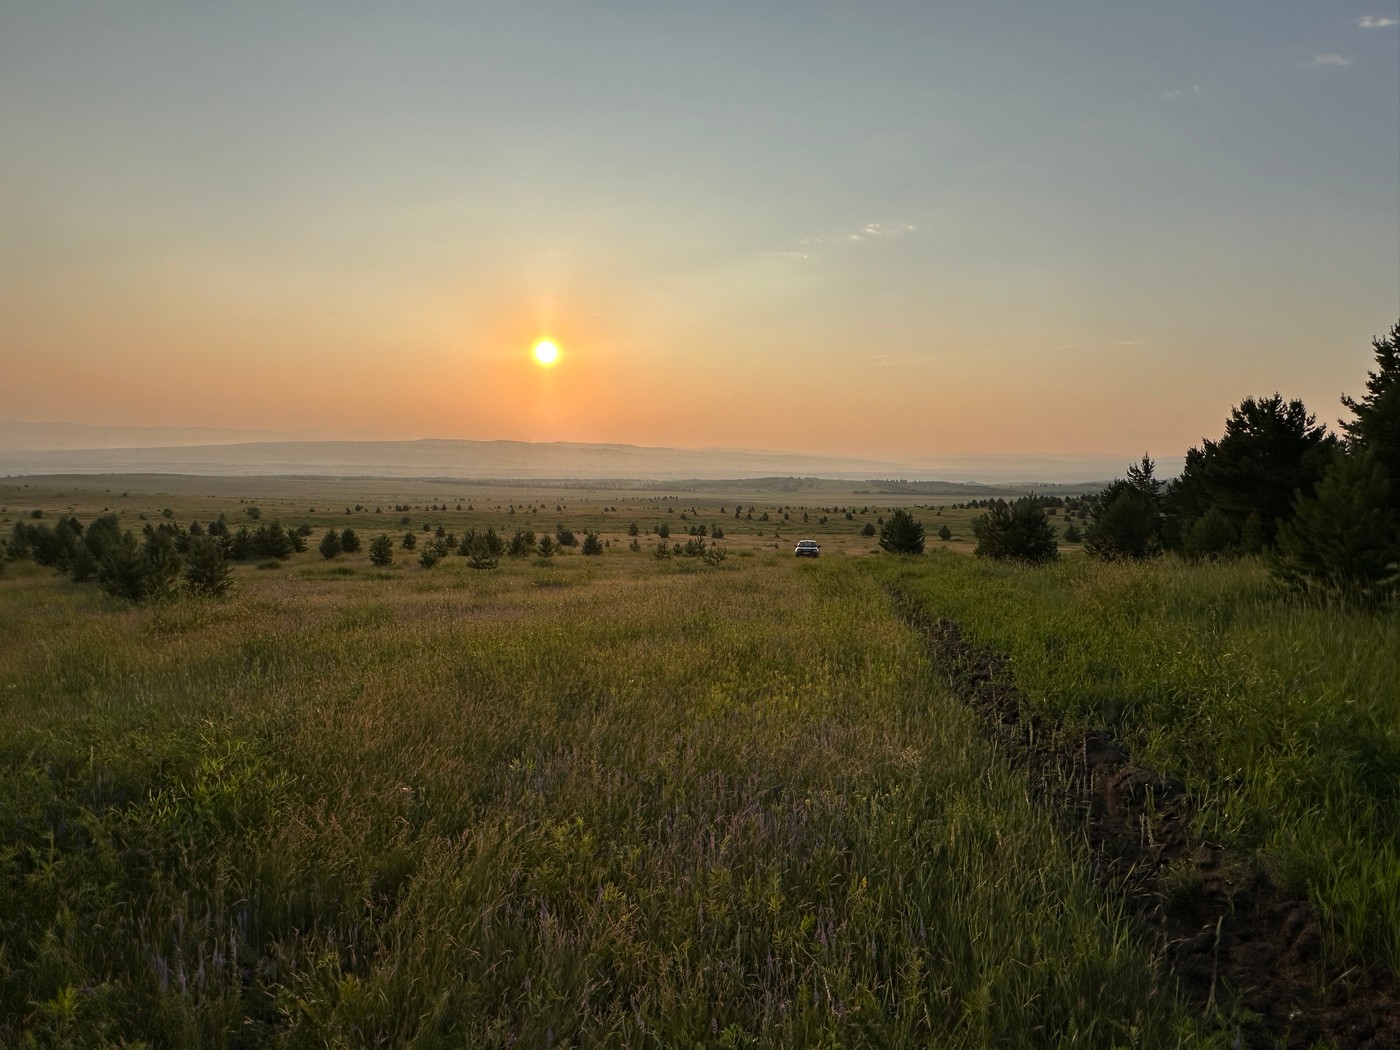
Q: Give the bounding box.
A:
[880,551,1400,971]
[0,554,1212,1046]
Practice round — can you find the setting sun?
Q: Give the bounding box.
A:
[532,339,560,367]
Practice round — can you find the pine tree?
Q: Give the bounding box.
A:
[97,534,150,601]
[508,529,537,557]
[582,531,604,556]
[1084,457,1163,561]
[1341,320,1400,512]
[369,534,395,567]
[229,526,255,561]
[973,498,1058,563]
[252,522,295,559]
[339,528,361,554]
[185,535,233,597]
[466,536,499,570]
[1271,451,1398,606]
[879,508,925,554]
[1166,395,1333,549]
[141,527,184,598]
[319,528,341,559]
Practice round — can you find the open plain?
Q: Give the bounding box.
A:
[2,476,1396,1047]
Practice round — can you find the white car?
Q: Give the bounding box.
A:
[794,540,821,558]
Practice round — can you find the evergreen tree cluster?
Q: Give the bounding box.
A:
[1079,320,1399,605]
[8,514,235,601]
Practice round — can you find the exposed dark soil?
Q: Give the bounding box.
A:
[889,589,1399,1049]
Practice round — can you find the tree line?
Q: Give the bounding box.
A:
[0,514,292,601]
[880,321,1400,606]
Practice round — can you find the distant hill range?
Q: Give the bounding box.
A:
[0,421,1166,486]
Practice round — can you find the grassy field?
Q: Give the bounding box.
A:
[1,476,1392,1046]
[881,554,1400,973]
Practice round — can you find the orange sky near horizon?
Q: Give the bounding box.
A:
[1,4,1396,463]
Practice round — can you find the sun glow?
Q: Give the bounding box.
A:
[532,339,560,367]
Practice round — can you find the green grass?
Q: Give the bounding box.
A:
[0,537,1209,1047]
[880,551,1400,971]
[6,478,1391,1045]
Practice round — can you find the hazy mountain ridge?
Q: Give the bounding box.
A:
[0,424,1157,484]
[0,420,361,451]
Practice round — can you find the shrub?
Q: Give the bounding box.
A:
[1182,507,1236,561]
[581,531,604,556]
[938,524,952,541]
[418,546,441,569]
[319,529,341,559]
[402,531,417,549]
[972,499,1058,564]
[879,508,925,555]
[537,535,556,558]
[861,522,877,537]
[339,528,362,554]
[555,526,577,547]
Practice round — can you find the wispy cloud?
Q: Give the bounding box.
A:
[1305,53,1351,66]
[797,222,919,250]
[1162,84,1202,101]
[1359,15,1399,28]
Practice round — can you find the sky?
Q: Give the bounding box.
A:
[2,2,1397,463]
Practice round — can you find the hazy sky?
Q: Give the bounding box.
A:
[2,2,1397,460]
